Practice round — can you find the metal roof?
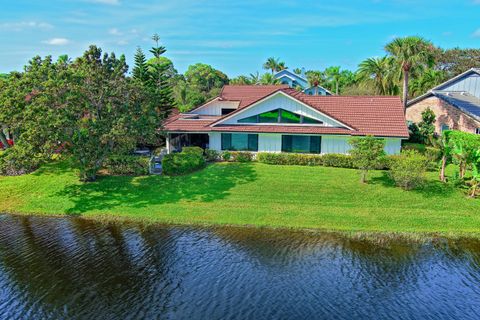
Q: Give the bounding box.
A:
[433,91,480,122]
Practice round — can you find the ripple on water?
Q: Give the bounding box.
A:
[0,214,480,320]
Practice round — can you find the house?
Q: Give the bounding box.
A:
[406,68,480,135]
[164,85,408,155]
[273,69,332,96]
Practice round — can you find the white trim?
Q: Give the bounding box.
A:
[187,97,240,114]
[273,69,308,82]
[303,85,334,96]
[210,91,354,130]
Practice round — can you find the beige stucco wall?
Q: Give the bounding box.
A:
[406,96,480,134]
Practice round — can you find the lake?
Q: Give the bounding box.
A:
[0,214,479,319]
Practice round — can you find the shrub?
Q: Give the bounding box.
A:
[162,150,205,175]
[321,154,354,168]
[104,155,150,176]
[389,150,428,190]
[221,151,232,161]
[204,149,220,162]
[349,136,386,183]
[424,146,442,171]
[230,151,254,162]
[182,146,204,157]
[0,146,42,176]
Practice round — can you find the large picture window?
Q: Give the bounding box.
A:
[221,133,258,151]
[281,135,321,154]
[238,109,322,125]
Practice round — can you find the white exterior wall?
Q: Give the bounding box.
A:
[206,132,403,155]
[222,93,344,127]
[194,100,239,116]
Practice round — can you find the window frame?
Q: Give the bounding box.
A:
[281,135,322,154]
[475,128,480,135]
[237,108,323,125]
[221,133,259,151]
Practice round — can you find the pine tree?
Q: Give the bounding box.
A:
[132,47,148,82]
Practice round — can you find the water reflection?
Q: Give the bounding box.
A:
[0,214,479,319]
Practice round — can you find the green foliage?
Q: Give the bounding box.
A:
[435,48,480,78]
[0,145,43,176]
[256,152,354,168]
[424,146,442,171]
[204,149,220,162]
[262,57,285,73]
[389,150,428,190]
[182,146,204,157]
[469,149,480,198]
[104,155,149,176]
[418,108,436,142]
[446,130,480,178]
[221,151,232,161]
[162,150,205,176]
[357,56,399,95]
[349,136,386,183]
[184,63,228,94]
[229,151,254,162]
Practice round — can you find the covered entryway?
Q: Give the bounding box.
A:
[167,133,209,153]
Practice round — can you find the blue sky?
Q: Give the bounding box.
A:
[1,0,480,76]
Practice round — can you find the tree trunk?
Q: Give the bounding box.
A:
[336,81,339,95]
[0,130,10,149]
[460,162,466,179]
[402,70,409,112]
[440,155,446,182]
[360,170,367,183]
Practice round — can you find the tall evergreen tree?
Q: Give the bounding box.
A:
[132,47,148,82]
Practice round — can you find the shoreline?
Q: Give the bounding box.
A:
[4,210,480,241]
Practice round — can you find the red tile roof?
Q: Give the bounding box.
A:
[219,85,289,108]
[164,86,409,138]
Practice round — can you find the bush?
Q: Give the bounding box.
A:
[204,149,220,162]
[182,146,204,157]
[0,146,42,176]
[424,146,442,171]
[230,151,254,162]
[321,154,354,168]
[104,155,150,176]
[349,136,386,183]
[389,150,428,190]
[221,151,232,161]
[162,150,205,175]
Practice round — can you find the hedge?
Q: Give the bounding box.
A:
[256,152,355,168]
[104,155,150,176]
[162,149,206,175]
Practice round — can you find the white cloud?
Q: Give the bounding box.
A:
[42,38,70,45]
[108,28,122,36]
[472,28,480,38]
[0,21,53,31]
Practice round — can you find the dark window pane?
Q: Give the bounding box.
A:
[238,115,257,123]
[222,108,236,115]
[302,116,323,124]
[281,135,293,152]
[291,136,310,153]
[258,110,279,123]
[231,134,249,150]
[280,109,301,123]
[221,133,232,150]
[310,136,321,154]
[248,134,258,151]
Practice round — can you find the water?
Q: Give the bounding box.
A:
[0,214,479,320]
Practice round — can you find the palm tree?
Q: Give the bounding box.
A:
[409,69,446,97]
[260,73,280,85]
[385,36,435,109]
[357,56,398,95]
[263,57,280,74]
[324,66,342,95]
[276,61,287,71]
[230,75,252,85]
[249,72,260,85]
[305,71,323,95]
[293,68,302,75]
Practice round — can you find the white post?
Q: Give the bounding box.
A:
[166,133,171,154]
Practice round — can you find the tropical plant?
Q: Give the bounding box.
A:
[430,132,451,182]
[263,57,280,74]
[469,149,480,198]
[357,56,399,95]
[260,73,280,85]
[230,75,252,85]
[385,36,436,109]
[349,136,386,183]
[409,69,446,97]
[249,72,260,85]
[305,70,323,95]
[324,66,342,95]
[418,108,436,144]
[448,131,480,179]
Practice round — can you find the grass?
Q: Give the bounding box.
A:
[0,160,479,236]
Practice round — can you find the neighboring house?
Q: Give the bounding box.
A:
[164,85,408,155]
[273,69,332,96]
[406,68,480,135]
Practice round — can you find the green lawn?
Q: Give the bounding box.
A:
[1,160,479,236]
